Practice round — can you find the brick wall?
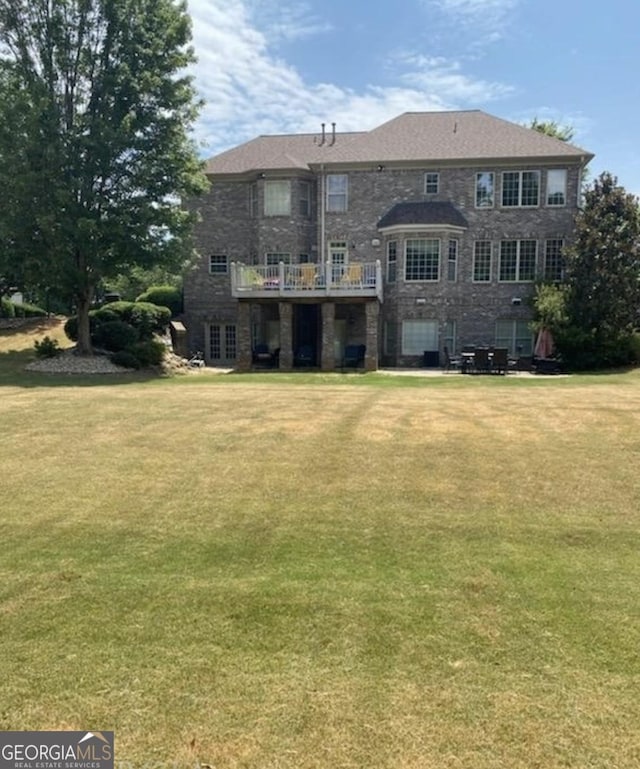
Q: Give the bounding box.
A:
[185,162,581,365]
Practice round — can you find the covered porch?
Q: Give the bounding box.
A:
[234,298,380,372]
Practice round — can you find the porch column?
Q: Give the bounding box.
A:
[278,302,293,369]
[364,300,379,371]
[321,301,336,371]
[236,301,252,371]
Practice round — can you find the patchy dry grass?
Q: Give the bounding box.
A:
[1,328,640,767]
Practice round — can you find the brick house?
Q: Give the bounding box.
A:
[184,110,593,370]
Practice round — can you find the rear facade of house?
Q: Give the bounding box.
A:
[183,110,593,370]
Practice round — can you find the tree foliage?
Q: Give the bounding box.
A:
[0,0,208,353]
[557,172,640,368]
[529,117,575,143]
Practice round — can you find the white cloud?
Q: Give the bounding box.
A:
[422,0,519,45]
[187,0,514,157]
[246,0,333,43]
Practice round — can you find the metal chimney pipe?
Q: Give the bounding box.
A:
[320,123,325,145]
[331,122,336,145]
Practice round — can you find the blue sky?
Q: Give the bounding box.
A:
[187,0,640,198]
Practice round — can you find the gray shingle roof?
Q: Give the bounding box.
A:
[205,110,593,175]
[377,201,468,230]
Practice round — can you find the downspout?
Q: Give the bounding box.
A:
[319,163,326,271]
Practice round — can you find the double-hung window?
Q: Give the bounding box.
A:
[473,241,492,282]
[502,171,540,207]
[475,172,494,208]
[447,239,458,281]
[405,239,440,282]
[326,174,348,212]
[499,240,537,282]
[425,172,439,194]
[544,239,565,282]
[264,180,291,216]
[546,170,567,206]
[387,241,397,283]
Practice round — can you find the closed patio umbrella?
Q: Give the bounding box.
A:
[534,328,554,359]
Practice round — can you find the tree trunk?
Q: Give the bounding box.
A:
[75,293,93,355]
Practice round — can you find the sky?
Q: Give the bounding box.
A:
[186,0,640,198]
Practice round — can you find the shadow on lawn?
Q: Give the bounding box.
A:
[0,349,163,388]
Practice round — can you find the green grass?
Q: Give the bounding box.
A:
[2,327,640,768]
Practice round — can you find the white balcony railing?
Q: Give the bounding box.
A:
[231,260,383,300]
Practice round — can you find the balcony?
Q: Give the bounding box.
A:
[231,260,383,301]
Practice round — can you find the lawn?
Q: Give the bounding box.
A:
[1,325,640,768]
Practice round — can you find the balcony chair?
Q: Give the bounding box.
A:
[299,263,317,289]
[341,263,363,287]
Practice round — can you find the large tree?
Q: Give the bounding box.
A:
[0,0,207,352]
[561,172,640,367]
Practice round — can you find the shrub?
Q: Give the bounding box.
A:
[557,327,640,371]
[130,302,170,337]
[65,301,171,344]
[93,320,139,352]
[128,339,166,367]
[110,350,142,369]
[0,297,15,318]
[12,302,47,318]
[136,285,182,316]
[34,336,62,358]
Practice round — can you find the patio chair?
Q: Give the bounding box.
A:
[443,346,462,372]
[473,347,491,373]
[491,347,509,375]
[342,344,366,369]
[294,344,315,367]
[252,343,275,367]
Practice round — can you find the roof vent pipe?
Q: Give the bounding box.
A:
[320,123,325,146]
[330,122,336,145]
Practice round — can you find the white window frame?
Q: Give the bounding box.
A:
[501,171,540,207]
[447,239,458,282]
[499,240,537,282]
[475,172,494,208]
[544,239,565,282]
[386,240,397,283]
[265,252,291,265]
[405,239,441,282]
[473,241,492,282]
[495,320,533,357]
[401,320,439,356]
[326,174,348,212]
[424,172,439,195]
[264,180,291,216]
[209,323,237,362]
[546,170,567,206]
[209,254,228,274]
[443,320,457,355]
